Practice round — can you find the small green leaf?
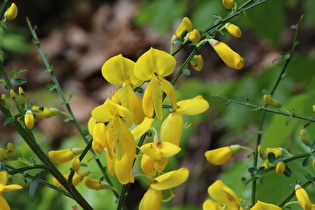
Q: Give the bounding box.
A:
[134,87,144,93]
[267,153,276,163]
[248,167,257,175]
[183,69,191,76]
[304,173,314,181]
[29,171,44,201]
[3,117,14,127]
[257,167,266,176]
[15,69,27,76]
[284,167,292,177]
[302,157,310,167]
[12,78,27,85]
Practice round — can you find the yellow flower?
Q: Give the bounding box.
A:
[275,161,286,175]
[24,110,34,129]
[114,153,135,184]
[224,23,242,38]
[203,199,223,210]
[190,55,203,71]
[188,29,201,42]
[31,106,60,118]
[83,177,110,190]
[262,147,285,168]
[250,200,282,210]
[295,185,312,210]
[140,168,189,210]
[52,172,86,189]
[0,171,23,210]
[4,3,18,20]
[141,154,168,176]
[92,98,135,160]
[205,145,241,165]
[161,95,209,146]
[263,95,282,108]
[48,148,83,164]
[173,17,200,43]
[92,121,107,154]
[209,39,244,69]
[140,141,181,160]
[208,180,241,209]
[133,48,177,119]
[222,0,235,10]
[102,54,145,124]
[7,143,22,160]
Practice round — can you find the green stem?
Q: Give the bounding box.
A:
[26,17,117,198]
[0,0,9,21]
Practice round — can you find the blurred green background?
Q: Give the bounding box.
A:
[1,0,315,209]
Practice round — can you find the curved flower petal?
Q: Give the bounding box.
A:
[295,185,312,210]
[175,17,193,39]
[176,95,210,115]
[134,48,176,80]
[141,154,168,175]
[208,180,240,208]
[161,112,183,146]
[142,79,155,118]
[48,148,83,164]
[250,200,282,210]
[0,195,10,210]
[115,154,134,184]
[0,171,8,186]
[150,167,189,191]
[139,188,162,210]
[102,54,143,87]
[140,142,181,160]
[131,117,154,140]
[2,184,23,192]
[203,199,223,210]
[205,145,241,165]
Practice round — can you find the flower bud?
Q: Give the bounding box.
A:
[190,55,203,71]
[205,145,241,165]
[32,106,61,118]
[222,0,235,10]
[224,23,242,38]
[188,29,201,42]
[275,162,286,175]
[312,105,315,112]
[300,128,312,147]
[174,17,193,40]
[0,148,10,161]
[7,143,22,159]
[10,89,20,105]
[263,95,282,108]
[24,110,34,129]
[52,172,85,189]
[71,156,81,171]
[258,145,265,159]
[208,39,244,69]
[18,87,26,104]
[295,185,311,210]
[251,200,282,210]
[1,94,10,109]
[48,148,83,164]
[83,177,110,190]
[5,3,18,20]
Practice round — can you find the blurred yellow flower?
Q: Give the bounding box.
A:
[48,148,83,164]
[0,171,23,210]
[250,200,281,210]
[24,110,34,129]
[224,23,242,38]
[205,145,241,165]
[295,185,312,210]
[222,0,235,10]
[190,55,204,71]
[31,106,60,118]
[4,3,18,20]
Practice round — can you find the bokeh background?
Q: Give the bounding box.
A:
[1,0,315,209]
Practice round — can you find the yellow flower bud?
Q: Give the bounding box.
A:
[32,106,61,118]
[188,29,201,42]
[5,3,18,20]
[295,185,312,210]
[222,0,235,10]
[257,145,265,159]
[52,173,84,189]
[7,143,22,159]
[205,145,241,165]
[203,199,223,210]
[224,23,242,38]
[174,17,193,40]
[1,94,10,109]
[48,148,83,164]
[275,162,286,175]
[190,55,203,71]
[71,156,81,171]
[18,87,26,104]
[10,89,20,105]
[312,105,315,112]
[300,128,312,147]
[83,177,110,190]
[250,200,282,210]
[24,110,34,129]
[209,39,244,69]
[263,95,282,108]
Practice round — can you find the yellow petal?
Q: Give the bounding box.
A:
[175,17,193,39]
[205,146,237,165]
[93,122,107,150]
[48,148,83,164]
[2,184,23,192]
[142,79,155,118]
[225,23,242,38]
[134,48,176,80]
[83,177,110,190]
[152,76,163,119]
[115,154,134,184]
[0,171,8,186]
[161,112,183,146]
[250,200,282,210]
[295,185,312,210]
[102,54,143,87]
[190,55,204,71]
[188,29,201,42]
[160,76,177,110]
[24,110,34,129]
[203,199,223,210]
[71,157,81,171]
[208,180,240,208]
[0,195,10,210]
[209,39,244,69]
[131,117,154,140]
[139,188,162,210]
[150,167,189,190]
[106,151,115,176]
[32,106,60,118]
[176,95,210,115]
[120,83,145,124]
[159,142,181,158]
[222,0,235,10]
[141,154,168,175]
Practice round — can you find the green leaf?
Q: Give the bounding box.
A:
[284,167,292,177]
[29,171,44,201]
[304,173,314,181]
[267,153,276,163]
[183,69,191,76]
[3,117,14,127]
[12,78,27,85]
[302,157,310,167]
